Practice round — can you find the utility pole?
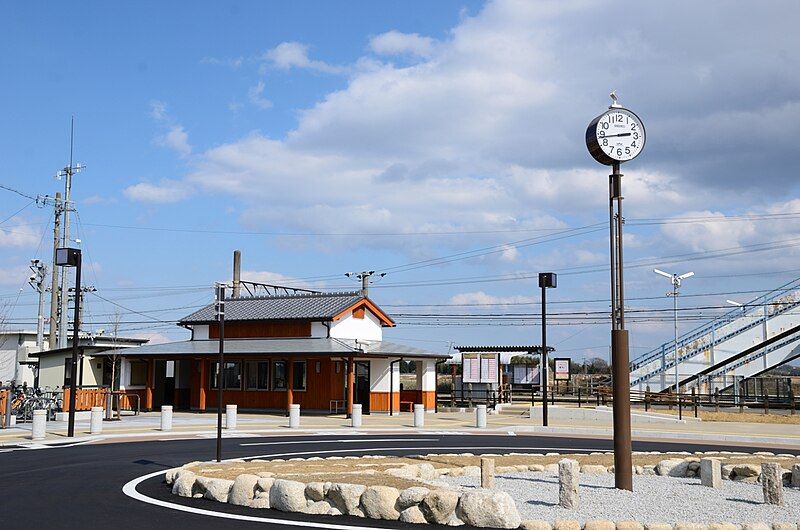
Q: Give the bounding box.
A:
[57,117,84,349]
[44,192,62,350]
[653,269,694,393]
[215,283,225,462]
[73,286,96,386]
[28,260,48,351]
[346,270,386,297]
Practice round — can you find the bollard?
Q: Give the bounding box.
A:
[90,406,104,434]
[351,403,362,428]
[529,405,536,420]
[413,404,425,428]
[481,457,495,488]
[289,403,300,429]
[9,414,16,428]
[700,458,721,488]
[475,404,487,428]
[160,405,173,431]
[791,463,800,488]
[31,409,46,440]
[225,404,237,430]
[558,458,580,509]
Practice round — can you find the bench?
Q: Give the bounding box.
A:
[400,401,414,412]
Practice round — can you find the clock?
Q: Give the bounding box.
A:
[586,106,646,166]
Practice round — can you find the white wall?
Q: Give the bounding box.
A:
[193,325,209,340]
[330,310,383,341]
[421,359,437,391]
[368,358,400,392]
[311,322,329,338]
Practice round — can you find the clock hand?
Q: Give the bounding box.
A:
[603,133,632,138]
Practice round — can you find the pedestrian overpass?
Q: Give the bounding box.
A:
[629,277,800,393]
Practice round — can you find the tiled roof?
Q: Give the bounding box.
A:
[179,291,365,324]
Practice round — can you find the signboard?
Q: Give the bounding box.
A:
[462,353,498,383]
[554,358,571,381]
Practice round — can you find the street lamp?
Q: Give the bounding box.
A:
[653,269,694,393]
[55,247,81,438]
[538,272,557,427]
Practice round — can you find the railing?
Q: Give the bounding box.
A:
[630,277,800,378]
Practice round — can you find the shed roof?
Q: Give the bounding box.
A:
[179,291,395,326]
[97,337,448,359]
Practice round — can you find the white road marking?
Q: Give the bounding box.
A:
[507,431,517,436]
[196,432,261,439]
[240,438,438,447]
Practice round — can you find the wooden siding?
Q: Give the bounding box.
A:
[399,390,437,411]
[209,320,311,339]
[369,391,399,413]
[62,388,107,412]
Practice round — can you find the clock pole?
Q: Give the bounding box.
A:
[609,161,633,491]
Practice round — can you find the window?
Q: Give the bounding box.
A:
[246,361,270,390]
[211,362,241,390]
[272,361,287,390]
[293,361,306,391]
[129,361,147,386]
[64,358,72,387]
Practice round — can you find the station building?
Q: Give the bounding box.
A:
[101,291,448,414]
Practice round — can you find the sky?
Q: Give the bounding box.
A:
[1,0,800,363]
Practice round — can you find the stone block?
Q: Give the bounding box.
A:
[228,474,259,506]
[305,482,325,502]
[360,486,400,520]
[327,483,366,516]
[584,521,615,530]
[644,524,674,530]
[762,462,784,505]
[554,520,581,530]
[456,489,521,529]
[481,458,496,489]
[558,459,580,509]
[616,522,645,530]
[269,479,307,512]
[399,505,427,524]
[398,487,430,509]
[700,458,722,488]
[674,524,708,530]
[521,521,554,530]
[421,489,460,524]
[707,524,740,530]
[792,464,800,487]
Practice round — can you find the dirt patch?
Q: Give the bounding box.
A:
[645,408,800,424]
[277,473,427,489]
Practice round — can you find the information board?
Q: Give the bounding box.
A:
[462,352,498,383]
[554,358,571,381]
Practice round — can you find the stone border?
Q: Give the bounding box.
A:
[166,450,799,530]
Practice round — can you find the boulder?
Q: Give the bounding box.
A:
[645,525,674,530]
[771,523,797,530]
[731,464,760,479]
[421,489,460,524]
[386,466,419,479]
[640,465,656,476]
[201,478,235,503]
[256,477,274,494]
[554,520,581,530]
[616,522,645,530]
[327,483,366,515]
[249,497,270,509]
[256,471,275,478]
[418,463,437,480]
[399,505,427,524]
[721,464,736,480]
[165,468,181,485]
[463,465,481,477]
[398,487,431,509]
[741,525,770,530]
[580,465,608,475]
[171,471,197,497]
[528,464,546,472]
[521,521,554,530]
[228,474,259,506]
[655,459,689,477]
[675,524,709,530]
[305,482,325,502]
[456,489,521,529]
[360,486,400,520]
[544,463,560,475]
[707,524,739,530]
[584,521,615,530]
[269,479,307,512]
[303,501,332,515]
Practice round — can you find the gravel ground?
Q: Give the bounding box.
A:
[441,472,800,523]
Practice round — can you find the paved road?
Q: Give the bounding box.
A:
[0,433,784,529]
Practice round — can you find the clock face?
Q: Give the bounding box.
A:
[586,107,646,165]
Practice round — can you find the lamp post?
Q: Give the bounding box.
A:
[539,272,557,427]
[56,247,81,438]
[653,269,693,393]
[215,283,225,462]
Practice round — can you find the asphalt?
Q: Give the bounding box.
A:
[0,434,789,529]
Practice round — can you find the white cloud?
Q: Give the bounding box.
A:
[449,291,535,306]
[156,125,192,156]
[0,264,27,286]
[149,100,168,121]
[248,81,273,110]
[201,56,243,69]
[369,31,435,58]
[262,42,343,74]
[123,179,193,203]
[0,222,40,248]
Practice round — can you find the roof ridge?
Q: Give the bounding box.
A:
[226,291,363,301]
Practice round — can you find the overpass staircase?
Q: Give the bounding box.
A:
[629,278,800,393]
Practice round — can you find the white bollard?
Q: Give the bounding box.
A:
[225,404,237,430]
[289,404,300,428]
[90,406,104,434]
[31,410,46,440]
[160,405,173,431]
[351,403,362,428]
[475,404,487,428]
[413,404,425,428]
[9,414,16,427]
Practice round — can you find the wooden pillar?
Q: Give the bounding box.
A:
[287,359,294,411]
[199,359,208,412]
[347,356,355,416]
[145,358,154,411]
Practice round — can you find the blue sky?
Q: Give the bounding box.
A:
[2,1,800,362]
